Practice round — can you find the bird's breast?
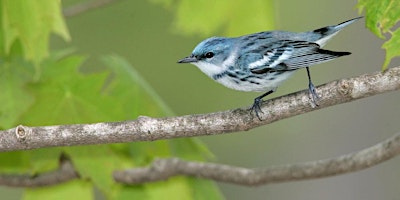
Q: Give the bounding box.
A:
[213,70,297,92]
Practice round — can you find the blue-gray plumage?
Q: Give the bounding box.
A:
[178,17,362,120]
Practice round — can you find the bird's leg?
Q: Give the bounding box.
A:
[249,90,274,120]
[306,67,320,106]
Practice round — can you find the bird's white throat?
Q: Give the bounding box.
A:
[192,61,225,78]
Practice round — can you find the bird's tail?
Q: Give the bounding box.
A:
[310,16,363,46]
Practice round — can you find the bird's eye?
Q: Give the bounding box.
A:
[205,52,214,58]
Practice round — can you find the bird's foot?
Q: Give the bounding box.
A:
[249,97,264,120]
[308,81,320,107]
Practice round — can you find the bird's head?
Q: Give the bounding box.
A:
[178,37,234,76]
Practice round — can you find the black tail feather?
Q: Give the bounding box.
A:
[317,49,351,56]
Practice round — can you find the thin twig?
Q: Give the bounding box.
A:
[0,155,79,187]
[0,67,399,152]
[113,131,400,185]
[63,0,121,17]
[2,131,400,187]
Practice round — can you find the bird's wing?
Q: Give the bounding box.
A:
[243,41,349,74]
[283,46,351,69]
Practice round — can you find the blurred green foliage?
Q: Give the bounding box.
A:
[0,1,222,199]
[150,0,275,36]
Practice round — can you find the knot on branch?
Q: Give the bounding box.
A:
[338,79,353,96]
[15,125,29,141]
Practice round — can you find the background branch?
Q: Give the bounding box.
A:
[114,131,400,185]
[0,66,399,152]
[63,0,121,17]
[0,155,78,187]
[2,130,400,187]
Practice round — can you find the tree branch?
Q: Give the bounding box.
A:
[63,0,121,17]
[0,67,399,187]
[2,130,400,187]
[113,131,400,185]
[0,155,79,187]
[0,67,399,152]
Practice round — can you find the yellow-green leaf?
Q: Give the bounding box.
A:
[383,28,400,68]
[357,0,400,70]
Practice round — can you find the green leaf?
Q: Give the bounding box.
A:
[0,151,30,173]
[20,55,112,125]
[148,0,174,8]
[0,58,35,129]
[383,28,400,68]
[0,0,70,63]
[151,0,275,36]
[114,185,149,200]
[23,180,92,200]
[27,148,63,174]
[101,55,173,117]
[127,141,171,166]
[144,177,193,200]
[63,145,132,199]
[357,0,400,70]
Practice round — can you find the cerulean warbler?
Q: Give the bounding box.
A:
[178,17,361,119]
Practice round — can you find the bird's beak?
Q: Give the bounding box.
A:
[177,55,198,63]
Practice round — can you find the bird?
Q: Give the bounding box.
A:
[178,17,362,120]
